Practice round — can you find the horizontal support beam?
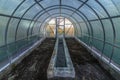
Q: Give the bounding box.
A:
[0,13,41,22]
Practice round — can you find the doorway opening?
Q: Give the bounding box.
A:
[45,17,74,38]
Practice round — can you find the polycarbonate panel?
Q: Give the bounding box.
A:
[40,0,59,8]
[49,14,77,28]
[62,0,82,9]
[0,0,23,15]
[7,18,19,44]
[40,23,50,33]
[17,20,31,40]
[102,19,114,44]
[34,12,44,20]
[48,9,59,15]
[37,13,49,22]
[61,9,74,15]
[103,43,113,59]
[80,22,88,35]
[72,13,84,22]
[23,4,42,19]
[80,5,98,20]
[32,22,41,35]
[98,0,119,16]
[49,13,64,19]
[0,16,9,46]
[79,22,90,44]
[86,22,92,36]
[41,20,49,28]
[28,21,35,36]
[112,47,120,65]
[74,11,88,22]
[80,0,88,2]
[48,19,55,25]
[39,24,46,36]
[34,8,50,21]
[13,0,35,17]
[81,34,89,44]
[112,0,120,14]
[73,23,79,33]
[87,0,108,18]
[91,21,104,40]
[76,23,82,37]
[1,0,120,70]
[92,38,104,51]
[112,18,120,46]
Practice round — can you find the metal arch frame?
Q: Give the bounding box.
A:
[77,0,106,55]
[74,6,93,45]
[14,0,44,41]
[40,16,76,37]
[85,3,106,53]
[5,0,49,43]
[26,3,92,38]
[43,13,81,37]
[4,2,93,44]
[77,0,116,63]
[4,0,116,46]
[0,0,118,67]
[1,10,120,22]
[76,0,117,65]
[41,13,80,37]
[70,0,116,56]
[30,12,49,35]
[29,6,91,41]
[111,0,120,14]
[40,14,78,33]
[3,0,26,64]
[28,0,104,42]
[60,5,93,42]
[95,1,116,63]
[78,0,116,63]
[74,0,116,63]
[27,6,87,37]
[34,0,51,16]
[30,7,89,36]
[5,0,43,44]
[0,13,38,21]
[5,0,25,45]
[32,3,111,53]
[71,0,88,15]
[29,7,89,39]
[38,13,82,37]
[4,0,84,44]
[3,0,116,63]
[39,13,82,37]
[27,11,45,39]
[40,15,76,28]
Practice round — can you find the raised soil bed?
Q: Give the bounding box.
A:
[65,38,115,80]
[1,38,55,80]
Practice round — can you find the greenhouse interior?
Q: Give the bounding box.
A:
[0,0,120,80]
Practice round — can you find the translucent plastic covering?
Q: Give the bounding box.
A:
[0,0,120,73]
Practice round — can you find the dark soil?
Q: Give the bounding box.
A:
[65,38,115,80]
[1,38,116,80]
[1,38,55,80]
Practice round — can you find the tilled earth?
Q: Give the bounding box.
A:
[1,38,55,80]
[66,38,115,80]
[1,38,116,80]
